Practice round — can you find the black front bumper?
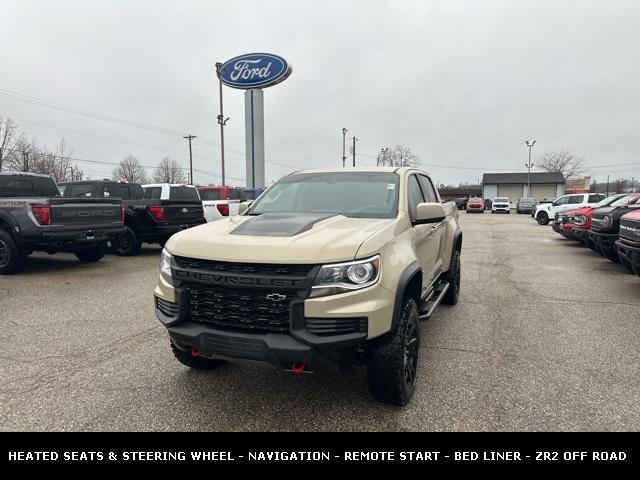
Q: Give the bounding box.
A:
[615,239,640,275]
[155,289,367,372]
[573,228,592,246]
[590,230,619,255]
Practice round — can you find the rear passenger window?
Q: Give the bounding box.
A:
[568,196,583,204]
[116,185,130,200]
[589,194,605,203]
[407,175,425,222]
[228,189,240,200]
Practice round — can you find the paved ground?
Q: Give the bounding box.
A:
[1,212,639,431]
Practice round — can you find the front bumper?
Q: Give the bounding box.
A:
[153,278,395,372]
[590,230,619,254]
[615,239,640,275]
[552,222,576,238]
[492,206,510,212]
[573,227,592,246]
[466,206,484,212]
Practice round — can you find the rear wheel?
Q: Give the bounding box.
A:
[366,297,419,407]
[537,212,549,225]
[171,341,226,369]
[75,242,107,262]
[112,226,142,256]
[442,249,461,305]
[0,230,27,275]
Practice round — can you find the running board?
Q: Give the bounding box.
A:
[419,280,450,320]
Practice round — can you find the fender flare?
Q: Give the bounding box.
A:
[390,261,422,331]
[0,210,19,231]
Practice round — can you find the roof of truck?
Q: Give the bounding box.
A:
[0,171,51,178]
[290,167,424,175]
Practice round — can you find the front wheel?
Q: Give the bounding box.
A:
[366,297,420,407]
[0,230,27,275]
[75,242,107,262]
[537,212,549,225]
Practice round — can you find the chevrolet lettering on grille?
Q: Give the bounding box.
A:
[174,269,304,288]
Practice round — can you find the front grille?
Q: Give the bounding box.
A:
[186,283,295,333]
[305,317,367,336]
[156,297,178,317]
[620,220,640,242]
[175,256,315,277]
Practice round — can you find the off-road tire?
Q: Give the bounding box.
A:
[75,242,107,263]
[537,212,549,225]
[0,229,27,275]
[366,297,420,407]
[442,249,461,305]
[170,341,226,369]
[112,226,142,256]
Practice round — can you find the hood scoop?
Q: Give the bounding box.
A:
[231,212,336,237]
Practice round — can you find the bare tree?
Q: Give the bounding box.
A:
[0,116,23,171]
[112,155,147,183]
[536,150,586,179]
[377,145,419,168]
[152,157,186,183]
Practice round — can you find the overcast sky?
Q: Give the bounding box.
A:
[1,0,639,186]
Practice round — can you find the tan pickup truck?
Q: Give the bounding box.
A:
[154,167,462,406]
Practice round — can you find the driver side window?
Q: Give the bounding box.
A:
[407,175,425,222]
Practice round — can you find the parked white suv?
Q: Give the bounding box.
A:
[492,197,511,213]
[534,193,606,225]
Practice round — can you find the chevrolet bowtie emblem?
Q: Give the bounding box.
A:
[265,293,287,302]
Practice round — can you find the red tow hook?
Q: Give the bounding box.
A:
[191,347,201,357]
[291,362,306,376]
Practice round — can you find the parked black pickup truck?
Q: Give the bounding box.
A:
[60,180,204,256]
[615,207,640,275]
[589,193,640,263]
[0,172,125,274]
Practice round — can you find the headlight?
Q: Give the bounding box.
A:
[310,255,380,298]
[159,248,174,286]
[574,215,587,225]
[602,215,613,228]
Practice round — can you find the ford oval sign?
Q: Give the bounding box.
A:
[219,53,292,89]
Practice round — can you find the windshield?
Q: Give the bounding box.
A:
[249,172,400,218]
[594,194,626,208]
[609,195,639,207]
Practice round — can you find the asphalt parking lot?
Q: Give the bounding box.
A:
[1,212,639,431]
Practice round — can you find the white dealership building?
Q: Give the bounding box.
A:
[482,172,565,202]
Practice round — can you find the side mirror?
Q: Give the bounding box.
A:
[238,201,253,215]
[414,202,446,225]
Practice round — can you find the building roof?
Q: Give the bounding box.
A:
[482,172,565,184]
[439,185,482,196]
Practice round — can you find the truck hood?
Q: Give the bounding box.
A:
[165,213,395,263]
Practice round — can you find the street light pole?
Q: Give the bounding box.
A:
[183,135,196,184]
[525,140,536,197]
[352,136,357,167]
[342,128,348,168]
[215,62,227,185]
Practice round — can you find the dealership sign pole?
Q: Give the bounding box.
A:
[218,53,292,189]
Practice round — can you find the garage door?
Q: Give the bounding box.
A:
[497,185,523,202]
[531,184,556,201]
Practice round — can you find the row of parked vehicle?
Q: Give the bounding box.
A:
[546,192,640,276]
[459,196,546,214]
[0,171,262,274]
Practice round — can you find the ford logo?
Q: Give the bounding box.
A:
[219,53,292,89]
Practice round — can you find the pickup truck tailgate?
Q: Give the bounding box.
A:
[162,201,204,224]
[49,197,122,228]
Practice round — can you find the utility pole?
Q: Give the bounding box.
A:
[352,137,357,167]
[215,62,229,185]
[342,128,348,168]
[606,174,610,196]
[183,135,196,184]
[525,140,536,197]
[23,152,29,172]
[631,177,635,193]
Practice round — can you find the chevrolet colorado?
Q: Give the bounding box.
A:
[62,180,204,255]
[0,172,125,274]
[153,168,462,406]
[616,208,640,275]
